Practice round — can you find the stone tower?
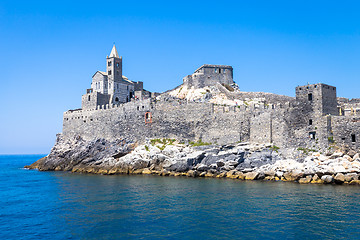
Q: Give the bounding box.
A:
[106,45,123,103]
[295,83,338,116]
[183,65,234,88]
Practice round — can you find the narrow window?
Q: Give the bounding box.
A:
[308,93,313,101]
[108,70,112,75]
[219,68,221,73]
[352,134,356,142]
[309,131,316,139]
[88,95,90,101]
[309,119,313,125]
[116,62,120,67]
[223,69,226,73]
[108,61,111,66]
[214,68,217,73]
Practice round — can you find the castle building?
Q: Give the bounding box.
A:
[63,46,360,153]
[183,64,234,88]
[81,45,145,110]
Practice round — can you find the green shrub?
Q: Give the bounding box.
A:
[270,145,280,153]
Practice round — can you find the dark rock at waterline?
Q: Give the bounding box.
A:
[25,134,133,172]
[167,160,189,172]
[236,150,280,171]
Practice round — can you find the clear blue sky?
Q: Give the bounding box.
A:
[1,0,360,154]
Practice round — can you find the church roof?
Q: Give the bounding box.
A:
[109,45,119,58]
[92,71,107,78]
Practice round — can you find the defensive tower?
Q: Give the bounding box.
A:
[295,83,338,116]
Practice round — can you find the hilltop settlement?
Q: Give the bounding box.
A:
[27,45,360,185]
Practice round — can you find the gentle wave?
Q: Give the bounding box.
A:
[1,155,360,239]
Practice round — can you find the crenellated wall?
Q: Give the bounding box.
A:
[63,83,360,152]
[62,96,305,148]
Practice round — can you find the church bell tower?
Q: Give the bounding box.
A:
[106,45,123,94]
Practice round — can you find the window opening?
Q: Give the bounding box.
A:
[145,112,152,124]
[308,93,313,101]
[309,131,316,139]
[309,119,313,125]
[352,134,356,142]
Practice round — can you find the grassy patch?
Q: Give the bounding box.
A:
[189,139,212,147]
[150,138,176,151]
[297,147,317,155]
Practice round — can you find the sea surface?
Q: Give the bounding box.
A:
[1,155,360,239]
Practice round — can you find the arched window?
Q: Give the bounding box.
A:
[88,95,91,101]
[115,97,119,102]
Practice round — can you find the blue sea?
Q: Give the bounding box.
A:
[1,155,360,239]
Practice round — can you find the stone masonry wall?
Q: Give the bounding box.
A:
[331,116,360,149]
[63,97,301,148]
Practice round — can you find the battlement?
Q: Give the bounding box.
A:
[194,64,233,74]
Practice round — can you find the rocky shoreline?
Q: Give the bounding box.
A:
[26,135,360,185]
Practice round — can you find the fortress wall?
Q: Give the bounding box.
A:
[62,98,293,145]
[247,102,334,150]
[232,92,295,104]
[63,96,349,149]
[331,116,360,150]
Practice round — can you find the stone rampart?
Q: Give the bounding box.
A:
[63,97,296,146]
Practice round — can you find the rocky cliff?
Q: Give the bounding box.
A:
[27,135,360,185]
